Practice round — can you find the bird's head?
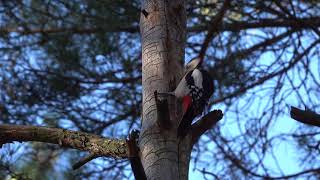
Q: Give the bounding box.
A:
[184,57,202,73]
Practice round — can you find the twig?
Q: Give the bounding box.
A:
[72,154,100,170]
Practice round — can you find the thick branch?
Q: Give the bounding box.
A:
[0,124,128,158]
[191,110,223,144]
[290,106,320,127]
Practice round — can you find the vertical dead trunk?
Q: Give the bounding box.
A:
[139,0,190,179]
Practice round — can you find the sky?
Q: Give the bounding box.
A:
[187,31,320,179]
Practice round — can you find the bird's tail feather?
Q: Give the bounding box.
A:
[177,108,195,138]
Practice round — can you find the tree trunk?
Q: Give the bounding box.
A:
[139,0,190,179]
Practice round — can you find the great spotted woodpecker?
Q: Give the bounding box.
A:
[159,57,214,138]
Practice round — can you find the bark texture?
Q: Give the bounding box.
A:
[140,0,188,179]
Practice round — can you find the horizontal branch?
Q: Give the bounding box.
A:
[0,26,138,35]
[290,106,320,127]
[191,110,223,144]
[1,17,319,36]
[190,17,320,33]
[0,124,128,158]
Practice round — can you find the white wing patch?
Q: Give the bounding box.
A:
[191,69,203,88]
[174,77,190,98]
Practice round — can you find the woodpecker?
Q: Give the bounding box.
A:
[159,57,214,138]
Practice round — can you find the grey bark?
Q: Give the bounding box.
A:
[139,0,190,179]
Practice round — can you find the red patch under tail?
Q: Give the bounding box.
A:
[182,96,192,113]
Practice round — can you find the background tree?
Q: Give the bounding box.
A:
[1,0,320,179]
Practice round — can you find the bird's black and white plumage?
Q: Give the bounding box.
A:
[159,57,214,138]
[177,67,214,138]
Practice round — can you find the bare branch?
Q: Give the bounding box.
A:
[273,1,320,37]
[212,38,320,104]
[213,29,295,71]
[0,124,128,158]
[199,0,231,60]
[215,136,320,179]
[290,106,320,127]
[191,110,223,144]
